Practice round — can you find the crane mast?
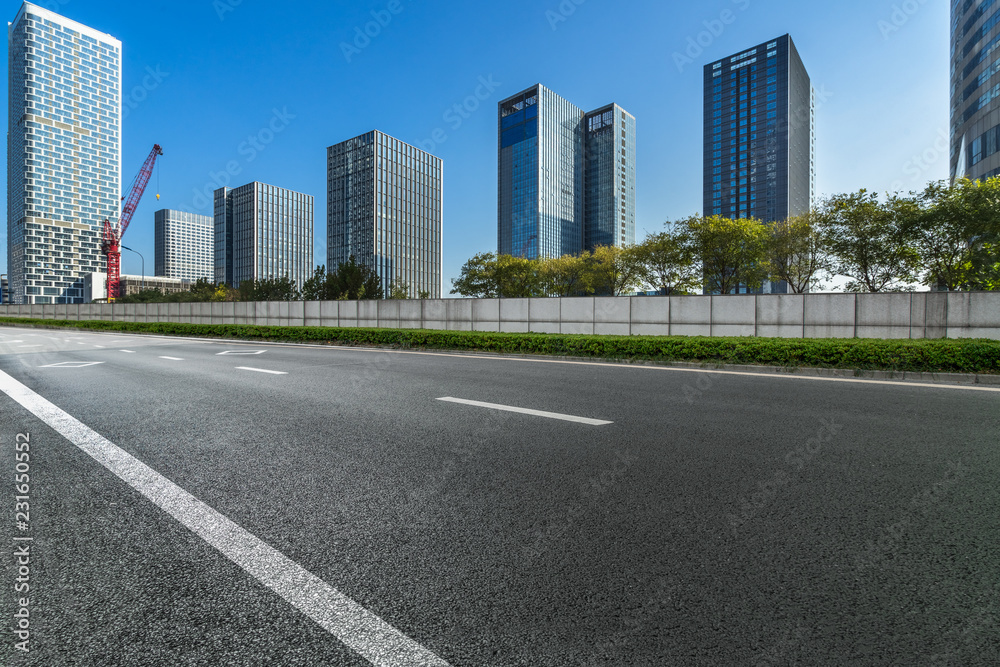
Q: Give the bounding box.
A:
[102,144,163,301]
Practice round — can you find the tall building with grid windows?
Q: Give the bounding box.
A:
[154,210,213,282]
[703,35,813,224]
[213,183,314,290]
[6,2,121,304]
[951,0,1000,181]
[498,84,636,260]
[703,35,813,294]
[327,130,443,299]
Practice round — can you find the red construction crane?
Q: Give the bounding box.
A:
[102,144,163,301]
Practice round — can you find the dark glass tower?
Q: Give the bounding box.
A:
[498,84,636,260]
[703,34,814,224]
[951,0,1000,180]
[327,131,443,298]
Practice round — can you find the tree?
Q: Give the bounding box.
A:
[494,254,544,297]
[686,215,771,294]
[768,212,830,294]
[301,266,330,301]
[331,256,383,300]
[451,253,499,298]
[817,190,920,293]
[388,280,410,300]
[539,252,593,297]
[634,220,701,295]
[907,178,1000,291]
[588,245,644,296]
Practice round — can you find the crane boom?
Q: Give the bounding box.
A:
[102,144,162,301]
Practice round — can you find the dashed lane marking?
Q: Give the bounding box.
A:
[236,367,287,375]
[437,397,613,426]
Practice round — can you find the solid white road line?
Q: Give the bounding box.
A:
[120,350,136,354]
[159,357,184,361]
[437,397,613,426]
[0,369,450,667]
[236,367,288,375]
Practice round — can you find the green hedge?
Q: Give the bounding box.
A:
[2,317,999,375]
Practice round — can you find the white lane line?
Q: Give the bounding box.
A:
[120,350,136,354]
[0,369,451,667]
[94,346,106,349]
[159,356,184,361]
[437,397,613,426]
[40,361,105,369]
[236,367,288,375]
[18,345,42,348]
[218,350,266,356]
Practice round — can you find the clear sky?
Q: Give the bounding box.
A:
[1,0,950,292]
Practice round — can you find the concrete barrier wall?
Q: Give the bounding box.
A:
[2,293,999,340]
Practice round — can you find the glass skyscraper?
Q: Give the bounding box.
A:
[213,183,314,291]
[154,209,214,282]
[6,2,121,304]
[498,84,636,260]
[951,0,1000,180]
[703,35,814,225]
[327,130,443,299]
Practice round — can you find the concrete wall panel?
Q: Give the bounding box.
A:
[856,293,911,339]
[304,301,322,327]
[756,295,804,330]
[358,301,379,328]
[287,301,305,327]
[378,300,401,329]
[631,297,669,325]
[472,299,500,331]
[399,301,423,329]
[595,297,629,328]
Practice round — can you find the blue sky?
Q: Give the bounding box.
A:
[1,0,949,291]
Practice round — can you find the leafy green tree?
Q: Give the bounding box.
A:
[906,178,1000,291]
[686,215,771,294]
[388,280,410,300]
[587,245,644,296]
[494,254,544,297]
[189,278,218,302]
[768,212,830,294]
[634,220,701,295]
[301,266,330,301]
[818,190,920,292]
[539,252,593,296]
[451,252,500,298]
[331,256,384,300]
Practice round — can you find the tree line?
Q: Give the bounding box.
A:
[451,178,1000,297]
[117,256,427,304]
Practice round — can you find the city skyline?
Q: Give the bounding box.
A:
[1,1,949,294]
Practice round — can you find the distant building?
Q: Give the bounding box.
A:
[703,34,814,294]
[83,273,193,302]
[951,3,1000,181]
[155,210,214,282]
[6,2,122,304]
[1,276,8,304]
[497,84,636,260]
[327,130,443,298]
[213,183,314,290]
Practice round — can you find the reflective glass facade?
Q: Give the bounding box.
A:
[498,84,636,259]
[154,209,213,282]
[213,183,314,290]
[952,0,1000,180]
[703,35,814,226]
[327,131,443,299]
[7,2,121,304]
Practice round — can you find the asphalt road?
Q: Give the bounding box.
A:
[0,325,998,666]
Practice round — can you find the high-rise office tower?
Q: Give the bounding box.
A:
[951,2,1000,181]
[703,35,814,225]
[498,84,636,260]
[6,2,121,304]
[154,209,214,282]
[213,183,314,290]
[327,130,443,299]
